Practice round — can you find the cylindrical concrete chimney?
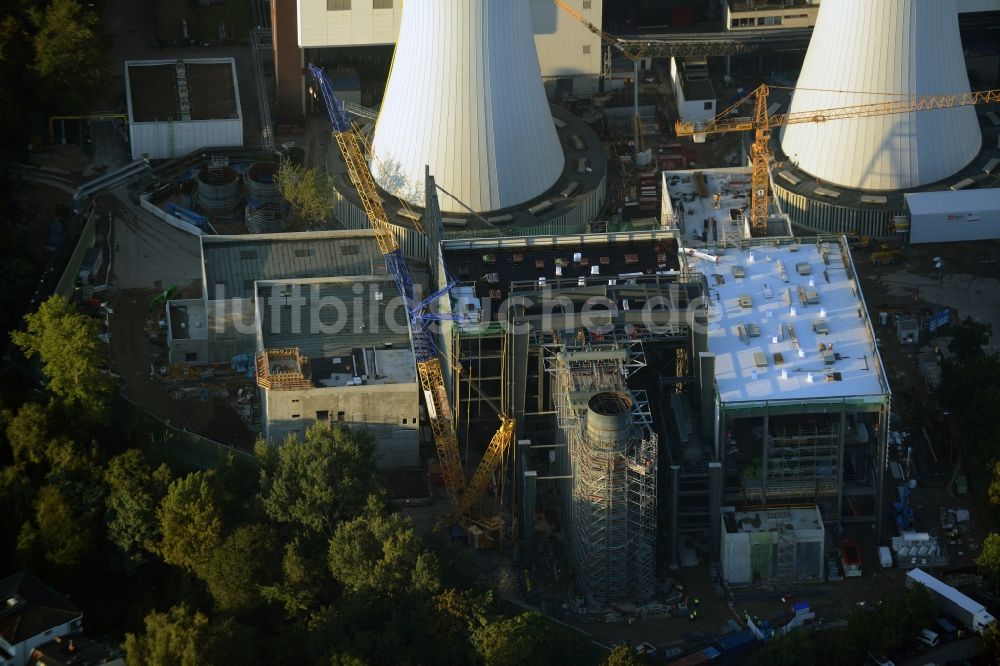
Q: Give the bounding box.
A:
[585,392,634,454]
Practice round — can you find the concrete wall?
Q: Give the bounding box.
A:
[130,118,243,160]
[531,0,602,96]
[721,529,752,583]
[273,0,305,123]
[910,209,1000,244]
[298,0,403,48]
[265,382,419,470]
[206,298,259,362]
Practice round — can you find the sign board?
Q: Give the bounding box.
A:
[928,309,950,333]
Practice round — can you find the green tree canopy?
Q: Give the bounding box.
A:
[275,160,335,229]
[258,423,382,537]
[201,523,281,613]
[982,622,1000,665]
[11,295,114,418]
[328,496,440,598]
[156,470,227,572]
[470,611,582,666]
[977,533,1000,588]
[18,483,95,568]
[30,0,109,113]
[123,604,252,666]
[603,644,651,666]
[104,449,172,562]
[5,401,51,465]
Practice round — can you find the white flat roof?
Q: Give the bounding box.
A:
[689,239,886,404]
[905,188,1000,216]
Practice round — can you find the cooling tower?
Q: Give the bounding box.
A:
[780,0,981,191]
[370,0,564,214]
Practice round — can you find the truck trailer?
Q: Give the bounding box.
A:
[906,568,995,635]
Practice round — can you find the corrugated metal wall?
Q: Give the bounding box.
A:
[130,119,243,160]
[774,183,902,238]
[332,171,606,261]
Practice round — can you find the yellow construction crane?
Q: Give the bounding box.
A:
[674,83,1000,233]
[308,65,516,536]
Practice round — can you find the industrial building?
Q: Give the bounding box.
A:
[725,0,820,31]
[669,57,716,141]
[253,275,418,469]
[124,58,243,160]
[428,180,887,593]
[435,229,691,603]
[660,165,891,570]
[904,188,1000,244]
[270,0,604,123]
[771,0,1000,237]
[164,229,419,469]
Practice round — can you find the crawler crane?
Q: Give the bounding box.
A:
[308,64,516,534]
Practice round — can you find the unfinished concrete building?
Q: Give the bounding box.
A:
[437,230,695,603]
[253,276,418,469]
[165,229,422,470]
[721,506,825,584]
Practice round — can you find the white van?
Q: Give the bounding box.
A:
[916,628,940,647]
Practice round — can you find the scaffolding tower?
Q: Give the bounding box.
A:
[549,346,658,605]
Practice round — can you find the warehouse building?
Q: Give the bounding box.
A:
[124,58,243,160]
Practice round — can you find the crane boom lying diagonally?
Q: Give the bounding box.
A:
[308,63,467,512]
[308,64,516,527]
[673,83,1000,233]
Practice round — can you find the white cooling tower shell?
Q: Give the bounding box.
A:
[780,0,981,191]
[370,0,564,214]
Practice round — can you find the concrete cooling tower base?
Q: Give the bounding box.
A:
[329,105,608,261]
[770,124,1000,238]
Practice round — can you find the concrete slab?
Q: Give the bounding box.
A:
[108,188,202,290]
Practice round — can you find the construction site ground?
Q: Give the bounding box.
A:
[103,191,257,448]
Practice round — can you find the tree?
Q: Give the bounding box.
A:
[946,317,992,364]
[5,402,51,465]
[989,461,1000,506]
[11,295,114,418]
[30,0,109,113]
[978,533,1000,592]
[603,644,650,666]
[0,9,35,146]
[18,483,94,568]
[327,496,440,598]
[981,622,1000,665]
[275,160,335,229]
[156,470,226,572]
[471,612,582,666]
[259,536,332,618]
[750,628,819,666]
[104,449,172,561]
[259,424,382,537]
[123,605,253,666]
[201,524,280,613]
